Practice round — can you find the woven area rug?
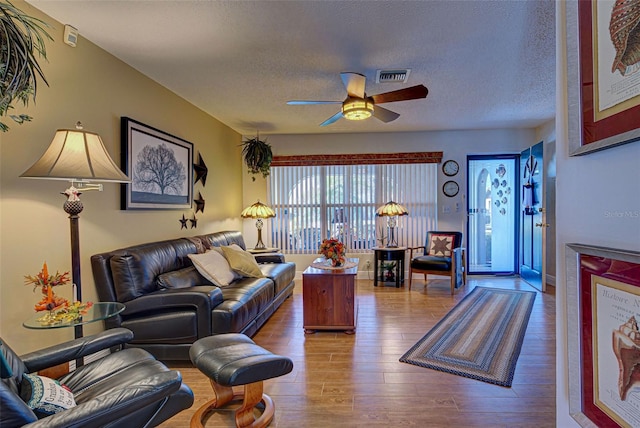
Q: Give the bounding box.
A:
[400,287,536,387]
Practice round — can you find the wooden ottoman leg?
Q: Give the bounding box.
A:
[235,381,276,428]
[190,379,236,428]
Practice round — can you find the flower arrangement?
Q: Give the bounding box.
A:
[319,238,346,267]
[36,301,94,326]
[24,262,70,311]
[24,262,93,325]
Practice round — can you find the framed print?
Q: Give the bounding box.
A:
[566,244,640,427]
[566,1,640,156]
[121,117,193,210]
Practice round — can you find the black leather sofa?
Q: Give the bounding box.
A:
[1,328,193,427]
[91,231,295,361]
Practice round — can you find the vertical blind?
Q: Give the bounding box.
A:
[268,163,437,254]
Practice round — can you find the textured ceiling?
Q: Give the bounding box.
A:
[27,0,556,136]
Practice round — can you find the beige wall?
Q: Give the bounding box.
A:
[0,1,242,354]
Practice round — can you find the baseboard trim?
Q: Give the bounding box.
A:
[546,274,556,287]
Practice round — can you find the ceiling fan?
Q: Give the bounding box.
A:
[287,72,428,126]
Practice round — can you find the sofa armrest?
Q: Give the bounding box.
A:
[21,328,134,373]
[254,253,285,264]
[122,286,224,317]
[23,370,184,428]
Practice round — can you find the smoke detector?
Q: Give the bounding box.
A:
[376,69,411,83]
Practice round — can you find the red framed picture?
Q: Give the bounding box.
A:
[567,1,640,156]
[567,244,640,427]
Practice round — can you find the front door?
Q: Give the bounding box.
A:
[466,155,518,274]
[520,141,546,291]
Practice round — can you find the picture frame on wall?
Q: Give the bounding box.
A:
[566,243,640,427]
[121,117,193,210]
[566,0,640,156]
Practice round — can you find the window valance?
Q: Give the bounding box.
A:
[271,151,443,167]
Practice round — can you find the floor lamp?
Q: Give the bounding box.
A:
[241,200,276,250]
[376,201,409,248]
[21,122,130,339]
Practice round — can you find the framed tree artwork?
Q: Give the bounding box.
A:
[566,0,640,156]
[121,117,193,210]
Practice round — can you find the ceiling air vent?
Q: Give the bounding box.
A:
[376,69,411,83]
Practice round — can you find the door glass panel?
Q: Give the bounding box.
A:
[467,156,517,273]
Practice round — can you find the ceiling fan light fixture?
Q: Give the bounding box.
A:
[342,98,374,121]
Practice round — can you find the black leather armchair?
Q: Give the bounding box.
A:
[408,231,466,294]
[1,328,193,427]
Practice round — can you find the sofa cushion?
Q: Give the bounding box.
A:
[156,266,212,289]
[109,241,192,302]
[211,278,274,333]
[221,246,264,278]
[188,251,239,286]
[259,263,296,296]
[411,255,452,271]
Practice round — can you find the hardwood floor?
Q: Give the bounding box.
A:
[161,276,555,427]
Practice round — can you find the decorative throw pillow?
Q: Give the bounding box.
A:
[220,245,264,278]
[20,373,76,419]
[428,234,455,257]
[188,250,238,286]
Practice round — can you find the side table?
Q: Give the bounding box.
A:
[24,301,125,367]
[247,247,280,254]
[373,247,407,288]
[23,302,125,331]
[302,258,358,334]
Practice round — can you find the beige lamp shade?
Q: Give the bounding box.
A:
[241,200,276,219]
[21,125,130,182]
[376,201,409,217]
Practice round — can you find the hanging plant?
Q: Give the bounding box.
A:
[0,0,52,132]
[241,134,272,181]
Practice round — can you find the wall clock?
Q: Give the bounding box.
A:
[443,180,459,197]
[442,160,459,176]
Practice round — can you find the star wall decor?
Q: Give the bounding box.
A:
[194,192,205,213]
[190,214,198,229]
[179,214,188,230]
[193,152,208,187]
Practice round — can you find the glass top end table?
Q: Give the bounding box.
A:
[23,301,125,330]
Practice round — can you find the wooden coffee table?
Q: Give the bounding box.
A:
[303,258,358,334]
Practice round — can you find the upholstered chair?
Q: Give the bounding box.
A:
[1,328,193,427]
[408,231,466,294]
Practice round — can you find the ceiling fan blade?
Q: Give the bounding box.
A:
[340,72,366,98]
[287,100,342,105]
[320,111,344,126]
[370,85,428,104]
[373,105,400,123]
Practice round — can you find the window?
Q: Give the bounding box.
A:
[268,163,437,254]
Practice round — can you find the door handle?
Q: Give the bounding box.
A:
[535,222,550,227]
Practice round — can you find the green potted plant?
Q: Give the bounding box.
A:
[241,134,272,181]
[0,0,51,132]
